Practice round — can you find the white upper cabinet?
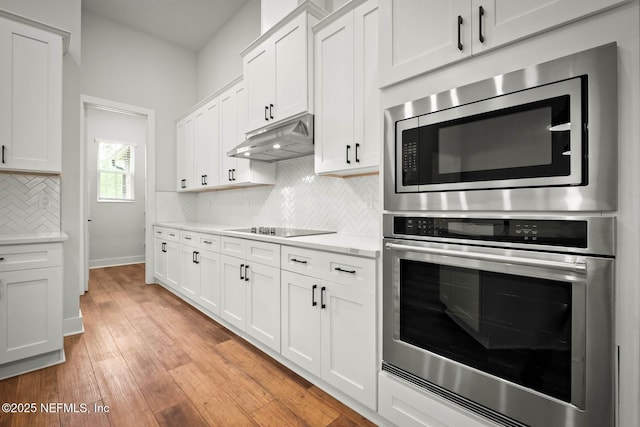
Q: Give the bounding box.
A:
[176,116,194,191]
[193,99,220,189]
[243,2,326,134]
[314,0,380,176]
[175,79,275,192]
[379,0,630,87]
[0,14,67,173]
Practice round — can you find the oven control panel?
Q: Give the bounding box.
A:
[392,216,587,248]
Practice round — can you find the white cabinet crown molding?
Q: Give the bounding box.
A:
[0,9,70,54]
[175,75,243,123]
[312,0,369,33]
[240,0,328,57]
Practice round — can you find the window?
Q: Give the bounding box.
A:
[97,140,135,201]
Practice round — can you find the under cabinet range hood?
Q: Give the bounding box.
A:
[228,114,314,162]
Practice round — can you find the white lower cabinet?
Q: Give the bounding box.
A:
[154,228,181,291]
[0,242,63,368]
[281,246,377,410]
[220,237,281,352]
[378,372,499,427]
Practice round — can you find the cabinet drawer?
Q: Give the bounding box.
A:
[221,237,246,258]
[0,243,63,272]
[320,252,375,290]
[198,234,220,252]
[378,372,499,427]
[155,227,180,242]
[246,240,280,268]
[281,245,323,276]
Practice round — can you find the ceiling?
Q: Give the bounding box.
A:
[82,0,252,51]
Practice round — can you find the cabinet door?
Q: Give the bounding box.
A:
[471,0,630,53]
[193,99,220,188]
[378,0,471,87]
[180,246,200,300]
[321,281,376,409]
[281,271,321,376]
[272,12,309,124]
[0,17,62,173]
[176,118,187,191]
[314,12,355,175]
[244,41,274,133]
[0,267,62,364]
[165,241,181,290]
[353,0,381,171]
[220,254,246,330]
[219,83,251,186]
[199,249,221,316]
[245,262,281,352]
[232,83,252,184]
[176,116,194,191]
[154,239,167,282]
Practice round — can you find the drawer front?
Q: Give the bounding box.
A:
[197,234,220,252]
[320,251,375,290]
[281,245,322,276]
[0,243,63,272]
[180,230,198,246]
[246,240,280,268]
[155,226,180,242]
[220,237,246,258]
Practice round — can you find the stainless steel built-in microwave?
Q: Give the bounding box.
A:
[384,43,618,212]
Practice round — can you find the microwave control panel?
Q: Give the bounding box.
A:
[392,216,587,248]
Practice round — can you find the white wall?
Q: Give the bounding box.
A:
[81,11,198,192]
[196,0,261,98]
[86,107,147,267]
[381,3,640,426]
[0,0,83,335]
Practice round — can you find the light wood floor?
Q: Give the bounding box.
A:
[0,264,376,426]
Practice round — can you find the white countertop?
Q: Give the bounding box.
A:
[0,231,69,245]
[155,222,380,258]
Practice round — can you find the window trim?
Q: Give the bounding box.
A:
[95,138,137,202]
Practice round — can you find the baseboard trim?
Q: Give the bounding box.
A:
[63,310,84,336]
[89,256,145,269]
[0,349,66,380]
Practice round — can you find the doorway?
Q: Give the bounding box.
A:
[80,96,156,293]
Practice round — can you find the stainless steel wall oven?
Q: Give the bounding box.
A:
[382,214,615,427]
[384,43,617,212]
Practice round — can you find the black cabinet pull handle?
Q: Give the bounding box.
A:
[457,15,463,51]
[1,145,5,164]
[355,143,360,163]
[231,169,236,181]
[184,236,192,240]
[291,258,307,264]
[192,251,196,263]
[195,252,200,264]
[228,169,232,181]
[162,243,166,253]
[312,284,317,307]
[0,257,4,261]
[244,265,249,281]
[181,179,186,189]
[479,6,485,43]
[203,240,212,244]
[321,286,326,309]
[269,104,274,119]
[346,145,351,164]
[335,267,356,274]
[265,105,269,121]
[240,263,245,280]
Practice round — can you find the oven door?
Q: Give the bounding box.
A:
[382,238,614,427]
[396,77,583,194]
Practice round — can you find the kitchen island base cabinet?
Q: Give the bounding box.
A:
[281,269,376,410]
[378,372,500,427]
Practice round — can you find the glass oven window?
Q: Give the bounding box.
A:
[399,259,572,402]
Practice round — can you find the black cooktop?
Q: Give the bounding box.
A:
[226,227,335,238]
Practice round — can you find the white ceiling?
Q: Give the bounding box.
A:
[82,0,252,51]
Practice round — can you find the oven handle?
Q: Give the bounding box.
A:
[385,242,587,273]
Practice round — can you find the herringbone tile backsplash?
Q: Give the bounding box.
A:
[0,174,61,234]
[196,156,381,237]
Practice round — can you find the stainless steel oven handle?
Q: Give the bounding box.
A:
[385,242,587,273]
